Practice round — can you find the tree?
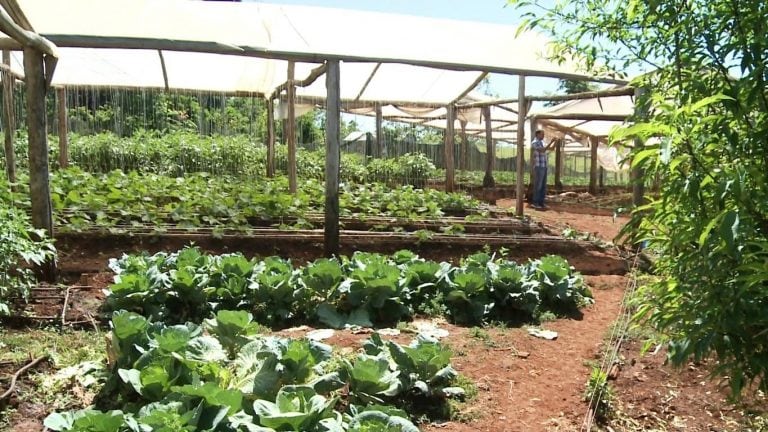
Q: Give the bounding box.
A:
[510,0,768,397]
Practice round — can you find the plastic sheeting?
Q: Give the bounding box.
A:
[1,0,621,103]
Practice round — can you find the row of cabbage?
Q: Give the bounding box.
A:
[45,310,461,431]
[106,248,592,327]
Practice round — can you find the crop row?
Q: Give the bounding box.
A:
[0,168,482,233]
[45,310,459,431]
[61,131,436,187]
[106,248,592,327]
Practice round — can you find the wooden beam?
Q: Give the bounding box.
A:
[24,47,55,281]
[451,71,488,104]
[354,62,381,101]
[529,113,628,121]
[286,61,297,193]
[0,6,57,57]
[455,86,635,109]
[266,97,275,177]
[2,50,15,183]
[324,60,341,257]
[589,135,599,194]
[273,63,327,96]
[444,105,455,193]
[527,86,635,102]
[515,76,526,216]
[0,35,629,85]
[375,103,383,158]
[56,87,68,169]
[0,0,33,31]
[157,50,169,91]
[482,106,495,188]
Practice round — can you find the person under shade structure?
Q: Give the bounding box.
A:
[531,129,556,209]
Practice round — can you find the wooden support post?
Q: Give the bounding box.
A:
[2,50,15,183]
[444,104,455,193]
[286,61,297,193]
[482,105,495,188]
[24,48,55,281]
[56,87,68,169]
[375,103,383,158]
[324,60,341,257]
[266,97,275,177]
[515,76,526,216]
[632,87,647,207]
[554,138,563,191]
[589,135,599,195]
[459,119,467,171]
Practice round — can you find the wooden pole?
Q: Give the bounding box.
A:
[56,87,68,169]
[632,87,647,207]
[24,48,55,281]
[324,60,341,257]
[2,50,15,184]
[482,105,495,188]
[444,104,455,193]
[515,76,526,216]
[459,119,467,171]
[266,97,275,177]
[554,138,563,191]
[375,103,383,158]
[589,135,599,195]
[286,61,297,193]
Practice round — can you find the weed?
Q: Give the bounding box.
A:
[584,367,614,421]
[468,327,496,348]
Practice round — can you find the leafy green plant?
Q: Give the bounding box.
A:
[0,202,57,315]
[583,368,614,421]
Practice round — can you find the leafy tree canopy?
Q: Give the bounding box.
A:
[510,0,768,397]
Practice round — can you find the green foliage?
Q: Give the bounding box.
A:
[510,0,768,397]
[4,168,482,234]
[104,247,591,329]
[46,315,448,431]
[583,368,614,421]
[0,197,57,315]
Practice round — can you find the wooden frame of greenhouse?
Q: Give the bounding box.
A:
[0,0,643,279]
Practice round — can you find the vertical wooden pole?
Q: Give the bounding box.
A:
[482,105,495,187]
[325,60,341,257]
[266,97,275,177]
[57,87,68,169]
[444,104,455,193]
[459,119,468,171]
[515,76,527,216]
[589,135,599,194]
[554,138,563,191]
[2,50,15,184]
[375,103,383,158]
[24,48,56,281]
[286,61,297,193]
[633,87,647,207]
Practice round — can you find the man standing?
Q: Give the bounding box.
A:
[531,129,554,209]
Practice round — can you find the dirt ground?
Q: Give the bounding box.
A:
[3,201,765,432]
